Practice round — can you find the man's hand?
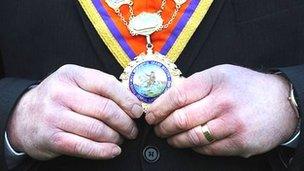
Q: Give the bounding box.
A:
[7,64,143,160]
[146,64,298,157]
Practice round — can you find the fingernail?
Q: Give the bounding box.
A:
[112,147,121,157]
[145,112,155,125]
[131,104,144,118]
[167,138,173,146]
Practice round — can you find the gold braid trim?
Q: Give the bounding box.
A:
[167,0,213,62]
[79,0,213,67]
[79,0,131,68]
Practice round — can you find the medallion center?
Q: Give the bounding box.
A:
[129,60,172,103]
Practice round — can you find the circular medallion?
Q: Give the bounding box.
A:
[120,52,182,111]
[129,60,172,103]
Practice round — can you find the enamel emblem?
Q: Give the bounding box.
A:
[128,12,163,36]
[120,53,182,111]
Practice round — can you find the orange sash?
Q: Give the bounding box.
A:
[79,0,213,68]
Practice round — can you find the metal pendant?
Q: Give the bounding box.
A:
[105,0,131,11]
[128,12,163,36]
[174,0,187,5]
[120,52,182,111]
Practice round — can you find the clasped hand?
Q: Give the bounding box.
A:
[146,64,298,157]
[8,65,143,160]
[7,64,298,160]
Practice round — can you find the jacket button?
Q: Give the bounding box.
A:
[143,146,160,163]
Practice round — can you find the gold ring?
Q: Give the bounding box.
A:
[201,124,215,143]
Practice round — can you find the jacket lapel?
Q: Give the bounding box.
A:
[176,0,226,76]
[74,0,225,77]
[74,1,123,77]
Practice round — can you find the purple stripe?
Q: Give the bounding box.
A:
[160,0,200,55]
[92,0,136,59]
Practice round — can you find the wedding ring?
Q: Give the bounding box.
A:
[201,124,215,143]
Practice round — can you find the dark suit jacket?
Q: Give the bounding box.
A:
[0,0,304,170]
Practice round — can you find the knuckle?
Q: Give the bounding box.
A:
[210,64,235,83]
[44,111,60,126]
[121,96,136,113]
[108,110,121,122]
[190,72,201,79]
[57,64,78,74]
[168,138,177,146]
[213,64,234,74]
[219,100,233,112]
[239,144,252,158]
[104,75,118,89]
[210,117,225,133]
[55,64,80,84]
[173,109,189,130]
[217,95,235,113]
[109,132,121,143]
[236,137,248,151]
[229,136,248,157]
[209,147,219,156]
[88,121,104,138]
[99,75,116,92]
[157,123,168,136]
[49,86,65,102]
[100,100,119,120]
[98,147,111,158]
[231,116,244,133]
[187,128,203,146]
[121,120,135,136]
[45,80,71,104]
[126,123,135,135]
[218,64,234,70]
[73,141,87,155]
[106,74,117,82]
[171,86,188,107]
[205,146,218,156]
[222,113,245,135]
[49,132,65,150]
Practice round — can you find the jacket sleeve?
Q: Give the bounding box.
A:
[0,53,36,171]
[0,78,36,171]
[278,65,304,171]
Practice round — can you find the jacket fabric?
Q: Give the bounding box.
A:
[0,0,304,170]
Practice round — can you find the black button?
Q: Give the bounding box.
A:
[143,146,160,163]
